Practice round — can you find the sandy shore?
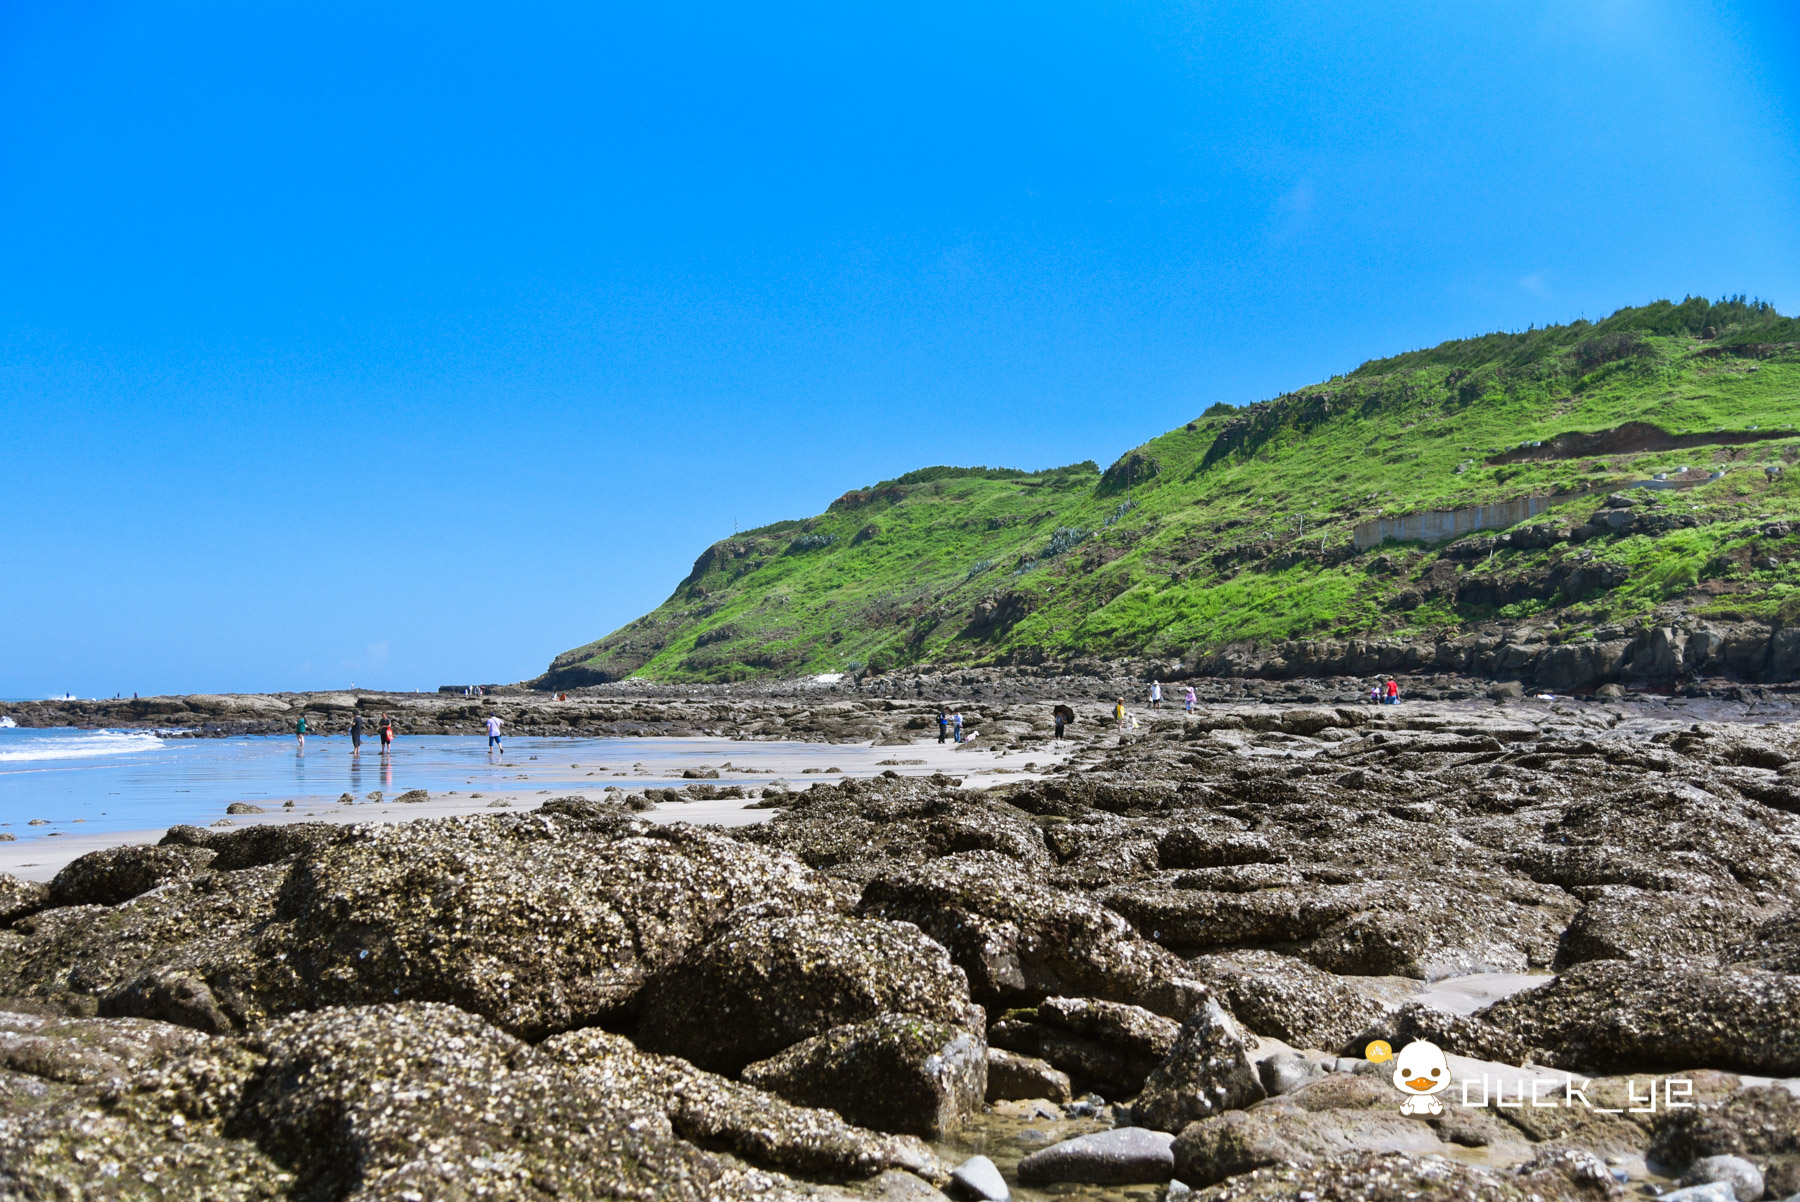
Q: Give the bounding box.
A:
[0,735,1066,881]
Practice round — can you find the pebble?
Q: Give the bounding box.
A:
[948,1155,1009,1202]
[1015,1127,1175,1185]
[1259,1050,1327,1096]
[861,1169,953,1200]
[1679,1155,1765,1202]
[1656,1185,1737,1202]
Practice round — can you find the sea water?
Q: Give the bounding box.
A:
[0,727,855,841]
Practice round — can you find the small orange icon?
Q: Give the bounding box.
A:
[1365,1039,1394,1063]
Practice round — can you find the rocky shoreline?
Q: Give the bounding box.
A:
[2,692,1799,1199]
[7,650,1800,744]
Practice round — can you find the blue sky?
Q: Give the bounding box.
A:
[3,1,1797,697]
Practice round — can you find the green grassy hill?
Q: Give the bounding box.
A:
[543,297,1800,685]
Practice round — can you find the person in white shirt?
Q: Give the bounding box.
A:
[1150,680,1163,710]
[485,714,504,752]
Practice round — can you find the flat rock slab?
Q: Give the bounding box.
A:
[1015,1126,1175,1185]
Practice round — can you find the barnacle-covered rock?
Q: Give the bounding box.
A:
[637,911,970,1074]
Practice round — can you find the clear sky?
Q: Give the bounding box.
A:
[3,1,1797,698]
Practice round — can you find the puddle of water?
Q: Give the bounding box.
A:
[934,1107,1146,1202]
[1415,972,1552,1015]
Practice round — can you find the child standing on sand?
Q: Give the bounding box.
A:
[1184,685,1196,714]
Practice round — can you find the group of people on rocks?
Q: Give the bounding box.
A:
[927,675,1412,749]
[930,674,1406,746]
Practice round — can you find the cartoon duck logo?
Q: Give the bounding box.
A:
[1389,1039,1451,1115]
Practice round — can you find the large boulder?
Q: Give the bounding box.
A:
[742,1013,986,1138]
[857,852,1207,1019]
[1482,1070,1741,1158]
[1190,950,1387,1051]
[0,1009,215,1088]
[1649,1086,1800,1199]
[636,912,971,1075]
[1169,1106,1449,1187]
[1099,874,1571,979]
[259,816,840,1038]
[733,777,1051,883]
[1161,1149,1624,1200]
[1345,1002,1532,1066]
[235,1002,936,1199]
[48,844,217,908]
[987,996,1179,1097]
[1132,999,1265,1133]
[1730,910,1800,972]
[1156,828,1280,869]
[161,821,339,871]
[984,1047,1071,1103]
[0,861,294,1020]
[1555,887,1763,968]
[1514,784,1800,903]
[1481,958,1800,1074]
[539,1026,949,1185]
[0,813,842,1041]
[0,1009,283,1198]
[0,873,48,925]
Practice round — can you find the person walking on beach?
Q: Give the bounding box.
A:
[1184,685,1196,714]
[379,713,394,756]
[1113,696,1127,734]
[350,712,364,755]
[295,712,307,752]
[1150,681,1162,710]
[486,713,504,754]
[937,708,949,744]
[953,712,965,744]
[1053,706,1068,741]
[1384,678,1401,705]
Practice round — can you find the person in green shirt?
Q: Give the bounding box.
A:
[296,713,307,752]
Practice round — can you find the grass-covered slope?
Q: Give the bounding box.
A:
[545,297,1800,684]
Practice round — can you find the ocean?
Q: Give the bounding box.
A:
[0,726,859,842]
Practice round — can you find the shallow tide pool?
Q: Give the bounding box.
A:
[0,727,904,841]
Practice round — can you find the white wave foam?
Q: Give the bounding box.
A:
[0,717,15,728]
[0,730,163,763]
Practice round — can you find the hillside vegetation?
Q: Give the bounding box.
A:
[544,298,1800,685]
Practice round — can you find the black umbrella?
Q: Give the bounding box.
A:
[1053,704,1076,723]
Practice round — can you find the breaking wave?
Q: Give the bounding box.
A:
[0,729,163,763]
